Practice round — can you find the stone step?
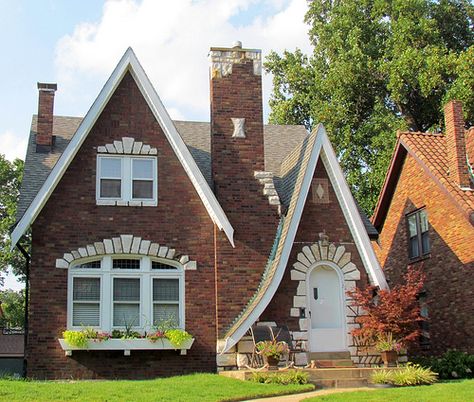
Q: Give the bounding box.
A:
[306,367,381,380]
[312,378,369,389]
[309,351,351,360]
[314,359,354,368]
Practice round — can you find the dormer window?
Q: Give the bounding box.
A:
[97,155,157,206]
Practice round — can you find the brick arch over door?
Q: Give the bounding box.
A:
[289,241,361,359]
[54,234,197,270]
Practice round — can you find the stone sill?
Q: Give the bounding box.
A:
[58,338,194,356]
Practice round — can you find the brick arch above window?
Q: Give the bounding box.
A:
[55,235,197,270]
[97,137,157,155]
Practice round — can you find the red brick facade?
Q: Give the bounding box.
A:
[373,154,474,355]
[28,72,218,379]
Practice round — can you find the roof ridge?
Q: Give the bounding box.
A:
[398,130,444,137]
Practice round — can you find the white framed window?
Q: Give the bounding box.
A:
[68,256,184,332]
[96,155,157,206]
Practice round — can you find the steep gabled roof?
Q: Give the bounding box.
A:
[11,48,235,248]
[219,124,388,353]
[372,131,474,230]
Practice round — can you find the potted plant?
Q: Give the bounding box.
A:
[346,266,425,367]
[375,332,403,367]
[256,339,289,370]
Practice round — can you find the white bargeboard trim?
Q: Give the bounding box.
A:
[11,47,234,249]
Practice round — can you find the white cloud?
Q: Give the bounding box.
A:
[0,130,28,162]
[54,0,312,121]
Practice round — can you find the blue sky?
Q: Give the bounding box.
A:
[1,0,311,290]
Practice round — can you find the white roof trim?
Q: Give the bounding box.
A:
[319,129,388,289]
[11,48,234,249]
[220,124,387,353]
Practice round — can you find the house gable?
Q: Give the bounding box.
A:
[219,125,387,353]
[11,48,234,249]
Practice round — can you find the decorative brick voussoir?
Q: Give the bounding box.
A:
[55,235,197,270]
[288,241,362,357]
[97,137,157,155]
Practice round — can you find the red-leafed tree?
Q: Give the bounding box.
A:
[347,266,425,346]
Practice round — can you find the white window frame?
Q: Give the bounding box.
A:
[67,256,184,332]
[96,155,158,206]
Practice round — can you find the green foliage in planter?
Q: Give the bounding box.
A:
[63,330,88,348]
[413,350,474,379]
[370,364,437,386]
[165,329,192,348]
[251,370,309,385]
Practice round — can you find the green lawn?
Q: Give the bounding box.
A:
[0,373,314,402]
[303,379,474,402]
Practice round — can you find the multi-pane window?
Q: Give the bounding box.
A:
[69,256,183,331]
[97,155,157,205]
[72,277,101,326]
[407,209,430,259]
[153,279,180,325]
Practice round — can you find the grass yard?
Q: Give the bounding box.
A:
[0,373,314,402]
[303,379,474,401]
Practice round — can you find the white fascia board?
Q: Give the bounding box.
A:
[319,127,388,289]
[126,53,234,246]
[11,49,133,249]
[11,47,235,249]
[220,125,325,353]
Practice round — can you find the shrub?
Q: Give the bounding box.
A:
[250,370,309,385]
[413,350,474,379]
[370,363,437,386]
[347,266,425,347]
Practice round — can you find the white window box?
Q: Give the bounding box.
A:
[58,338,194,356]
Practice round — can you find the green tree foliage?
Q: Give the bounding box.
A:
[0,154,27,284]
[0,289,25,328]
[265,0,473,214]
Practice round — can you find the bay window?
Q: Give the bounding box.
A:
[68,256,184,331]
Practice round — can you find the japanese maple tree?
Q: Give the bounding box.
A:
[347,266,425,346]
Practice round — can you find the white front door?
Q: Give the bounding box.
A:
[308,265,346,352]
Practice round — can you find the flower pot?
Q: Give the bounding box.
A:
[265,355,280,370]
[380,350,398,367]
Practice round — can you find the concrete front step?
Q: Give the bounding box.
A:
[309,351,351,360]
[312,378,369,389]
[314,360,354,368]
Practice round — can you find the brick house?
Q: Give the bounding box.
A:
[11,43,387,379]
[372,101,474,355]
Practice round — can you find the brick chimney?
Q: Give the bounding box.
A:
[36,82,57,152]
[210,41,264,196]
[444,100,471,189]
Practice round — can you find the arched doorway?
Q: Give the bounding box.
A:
[308,263,346,352]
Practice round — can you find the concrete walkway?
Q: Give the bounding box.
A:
[245,387,375,402]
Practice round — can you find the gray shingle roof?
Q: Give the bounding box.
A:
[17,115,377,238]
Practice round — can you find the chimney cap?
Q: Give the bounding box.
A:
[37,82,57,91]
[232,41,242,49]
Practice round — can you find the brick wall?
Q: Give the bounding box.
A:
[374,154,474,355]
[28,72,217,379]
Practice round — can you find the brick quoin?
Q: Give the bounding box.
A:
[28,72,217,379]
[210,52,279,336]
[261,160,370,328]
[373,154,474,356]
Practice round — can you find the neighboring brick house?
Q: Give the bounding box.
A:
[372,101,474,356]
[11,43,387,379]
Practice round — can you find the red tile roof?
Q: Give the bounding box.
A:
[372,130,474,229]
